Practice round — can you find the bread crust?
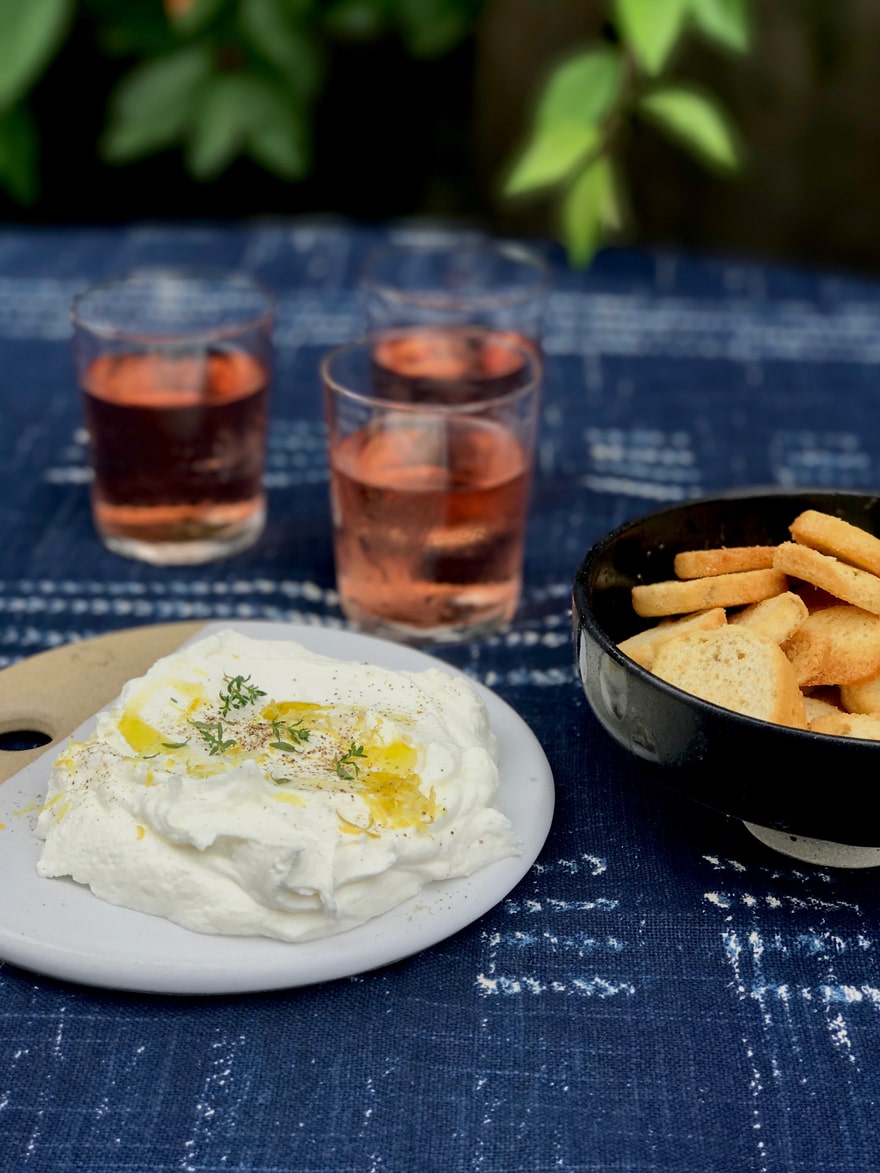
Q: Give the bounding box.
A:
[840,672,880,715]
[673,546,776,579]
[651,627,807,728]
[730,590,808,644]
[632,568,788,618]
[790,509,880,576]
[781,626,832,687]
[617,608,727,669]
[773,543,880,616]
[780,604,880,686]
[619,508,880,737]
[810,711,880,741]
[804,694,844,725]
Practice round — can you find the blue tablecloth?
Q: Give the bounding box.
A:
[3,219,880,1172]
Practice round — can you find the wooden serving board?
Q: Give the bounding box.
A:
[0,622,206,784]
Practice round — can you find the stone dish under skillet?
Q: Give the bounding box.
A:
[573,488,880,867]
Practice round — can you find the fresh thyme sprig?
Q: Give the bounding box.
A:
[267,716,311,753]
[335,742,366,781]
[191,719,237,756]
[219,674,267,717]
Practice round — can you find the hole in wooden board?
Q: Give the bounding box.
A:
[0,728,53,751]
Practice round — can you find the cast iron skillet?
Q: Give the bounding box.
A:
[573,488,880,847]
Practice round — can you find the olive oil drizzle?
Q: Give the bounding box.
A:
[112,672,439,831]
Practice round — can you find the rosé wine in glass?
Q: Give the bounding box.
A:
[82,350,268,554]
[323,327,541,644]
[71,271,274,565]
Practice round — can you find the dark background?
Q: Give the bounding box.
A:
[19,0,880,276]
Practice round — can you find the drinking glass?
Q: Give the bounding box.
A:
[322,328,542,644]
[360,238,550,338]
[71,270,274,565]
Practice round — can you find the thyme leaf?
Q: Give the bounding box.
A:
[267,716,310,753]
[269,739,305,753]
[219,674,267,717]
[191,719,237,756]
[335,742,366,781]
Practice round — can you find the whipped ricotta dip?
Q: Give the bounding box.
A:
[35,629,518,941]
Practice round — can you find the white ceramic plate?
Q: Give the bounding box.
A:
[0,621,555,995]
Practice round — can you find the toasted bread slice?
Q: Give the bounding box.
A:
[782,626,832,687]
[617,608,727,670]
[779,604,880,686]
[804,694,844,725]
[810,711,880,740]
[631,568,788,618]
[673,546,777,579]
[651,627,807,728]
[840,672,880,716]
[730,590,808,644]
[773,543,880,616]
[790,509,880,577]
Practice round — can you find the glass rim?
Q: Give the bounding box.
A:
[358,239,551,313]
[320,327,543,416]
[70,266,276,345]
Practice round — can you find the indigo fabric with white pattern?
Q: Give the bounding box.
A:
[2,221,880,1172]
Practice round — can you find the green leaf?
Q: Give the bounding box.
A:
[100,105,186,163]
[166,0,226,36]
[613,0,689,75]
[108,45,214,125]
[505,122,600,198]
[239,0,323,98]
[537,48,623,129]
[0,0,73,109]
[0,105,38,204]
[392,0,475,58]
[638,85,741,170]
[561,157,616,269]
[100,46,213,163]
[186,74,260,180]
[248,107,309,179]
[269,739,304,753]
[688,0,750,54]
[186,72,299,180]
